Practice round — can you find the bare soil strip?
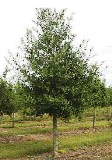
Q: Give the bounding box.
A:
[0,126,110,144]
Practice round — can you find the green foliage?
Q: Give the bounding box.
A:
[87,65,107,108]
[11,8,104,120]
[106,87,112,108]
[0,78,16,115]
[13,83,38,118]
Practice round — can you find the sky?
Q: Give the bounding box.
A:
[0,0,112,86]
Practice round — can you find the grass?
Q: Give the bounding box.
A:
[82,106,112,121]
[58,120,109,131]
[0,119,110,137]
[0,126,52,137]
[0,128,112,159]
[0,107,112,159]
[0,140,52,159]
[60,130,112,150]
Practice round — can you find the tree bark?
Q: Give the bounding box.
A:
[53,114,58,159]
[12,112,15,128]
[0,111,3,124]
[108,106,112,122]
[93,107,96,129]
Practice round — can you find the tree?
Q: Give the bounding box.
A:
[11,8,102,158]
[14,83,37,120]
[0,77,19,127]
[104,86,112,122]
[88,65,107,129]
[0,78,8,119]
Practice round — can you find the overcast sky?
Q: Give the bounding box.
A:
[0,0,112,86]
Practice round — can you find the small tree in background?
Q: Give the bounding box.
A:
[104,87,112,122]
[0,78,8,119]
[88,65,106,129]
[0,78,18,127]
[14,83,37,120]
[10,8,104,158]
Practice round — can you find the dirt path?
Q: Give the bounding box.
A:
[0,133,52,143]
[0,126,110,144]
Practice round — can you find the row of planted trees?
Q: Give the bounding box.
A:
[0,76,111,124]
[0,77,19,127]
[0,8,112,159]
[0,77,16,127]
[0,77,37,127]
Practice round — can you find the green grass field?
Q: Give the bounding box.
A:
[0,107,112,159]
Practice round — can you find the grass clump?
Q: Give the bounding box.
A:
[60,130,112,150]
[0,140,52,159]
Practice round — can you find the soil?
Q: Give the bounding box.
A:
[0,126,112,160]
[2,143,112,160]
[0,134,52,143]
[0,126,110,143]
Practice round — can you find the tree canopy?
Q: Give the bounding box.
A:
[11,8,102,119]
[10,8,106,157]
[0,78,16,116]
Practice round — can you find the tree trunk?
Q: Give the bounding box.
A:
[108,106,112,122]
[12,112,15,128]
[33,111,37,120]
[0,115,3,125]
[53,114,58,159]
[0,111,3,124]
[93,107,96,129]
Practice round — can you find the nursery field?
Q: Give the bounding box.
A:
[0,108,112,160]
[1,7,112,160]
